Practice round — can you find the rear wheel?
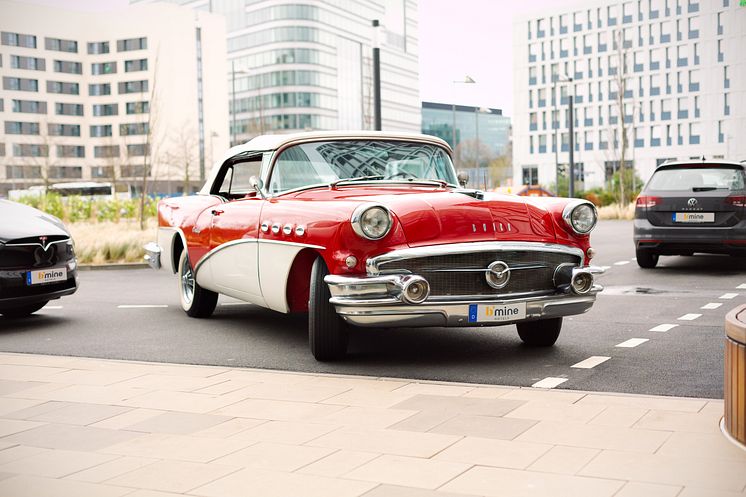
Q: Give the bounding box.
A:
[178,250,218,318]
[0,301,48,318]
[308,257,348,361]
[517,318,562,347]
[636,249,659,269]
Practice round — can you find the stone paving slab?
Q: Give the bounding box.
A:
[0,352,744,497]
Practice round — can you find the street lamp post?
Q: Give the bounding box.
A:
[230,61,251,146]
[451,76,476,164]
[372,20,382,131]
[554,74,575,197]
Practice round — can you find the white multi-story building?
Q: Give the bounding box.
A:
[133,0,421,145]
[0,0,228,197]
[513,0,746,190]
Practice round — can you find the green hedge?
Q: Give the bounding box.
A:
[15,194,159,223]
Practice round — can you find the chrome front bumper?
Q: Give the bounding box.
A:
[324,269,603,328]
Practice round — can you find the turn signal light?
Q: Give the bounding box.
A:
[635,195,660,208]
[726,195,746,208]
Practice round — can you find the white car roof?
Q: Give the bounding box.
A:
[201,131,453,194]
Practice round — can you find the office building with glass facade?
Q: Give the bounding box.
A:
[136,0,421,145]
[513,0,746,190]
[422,101,511,188]
[0,0,229,196]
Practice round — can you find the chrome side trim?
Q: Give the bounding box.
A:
[367,241,584,276]
[194,238,257,276]
[257,239,325,250]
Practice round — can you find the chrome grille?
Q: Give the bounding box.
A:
[378,250,580,297]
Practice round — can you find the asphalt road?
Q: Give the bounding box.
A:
[1,219,744,399]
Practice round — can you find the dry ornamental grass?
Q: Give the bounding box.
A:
[67,219,156,264]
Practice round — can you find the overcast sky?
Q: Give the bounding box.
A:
[19,0,562,116]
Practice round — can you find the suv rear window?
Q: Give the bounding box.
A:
[647,165,746,192]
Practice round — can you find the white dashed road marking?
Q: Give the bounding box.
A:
[117,305,169,309]
[678,313,702,321]
[650,324,678,332]
[616,338,649,348]
[531,377,568,389]
[599,266,611,271]
[613,261,630,266]
[701,303,723,310]
[737,284,746,290]
[720,293,739,300]
[571,356,611,369]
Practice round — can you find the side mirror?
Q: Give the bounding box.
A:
[457,170,469,188]
[249,176,266,199]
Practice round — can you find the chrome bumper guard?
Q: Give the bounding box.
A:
[143,242,162,270]
[324,266,604,328]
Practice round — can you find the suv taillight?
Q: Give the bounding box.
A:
[635,195,660,208]
[726,195,746,208]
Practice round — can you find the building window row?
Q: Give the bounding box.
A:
[527,121,715,154]
[47,81,79,95]
[1,31,37,48]
[230,91,331,114]
[10,55,45,71]
[245,4,319,26]
[227,27,329,52]
[116,37,147,52]
[45,37,78,53]
[529,2,702,40]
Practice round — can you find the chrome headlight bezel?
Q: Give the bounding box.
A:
[562,200,598,235]
[351,204,392,241]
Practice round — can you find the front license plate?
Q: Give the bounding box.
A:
[468,302,527,323]
[672,212,714,223]
[27,267,67,285]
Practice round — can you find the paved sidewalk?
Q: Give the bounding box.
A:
[0,352,744,497]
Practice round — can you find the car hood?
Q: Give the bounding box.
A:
[340,189,559,247]
[0,199,70,243]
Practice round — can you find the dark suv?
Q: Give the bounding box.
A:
[633,160,746,268]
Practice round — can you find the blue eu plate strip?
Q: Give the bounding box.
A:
[468,304,478,323]
[26,271,32,286]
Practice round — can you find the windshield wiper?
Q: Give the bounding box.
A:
[330,175,385,188]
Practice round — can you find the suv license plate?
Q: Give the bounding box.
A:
[27,267,67,285]
[468,303,527,323]
[673,212,714,223]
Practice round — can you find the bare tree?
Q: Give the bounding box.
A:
[454,139,495,170]
[137,54,161,230]
[609,28,635,205]
[164,121,199,196]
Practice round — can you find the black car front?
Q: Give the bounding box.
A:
[0,201,79,317]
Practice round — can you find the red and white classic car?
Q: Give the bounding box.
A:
[145,131,602,360]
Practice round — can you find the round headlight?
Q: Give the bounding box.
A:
[351,205,392,240]
[563,201,597,235]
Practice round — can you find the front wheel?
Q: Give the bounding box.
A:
[178,250,218,318]
[0,301,48,318]
[516,318,562,347]
[635,249,659,269]
[308,257,348,361]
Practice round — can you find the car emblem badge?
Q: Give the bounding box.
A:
[39,236,48,247]
[687,198,697,207]
[485,261,511,289]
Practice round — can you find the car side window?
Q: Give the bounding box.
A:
[216,158,262,199]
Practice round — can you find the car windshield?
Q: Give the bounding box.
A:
[646,166,746,192]
[267,140,457,194]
